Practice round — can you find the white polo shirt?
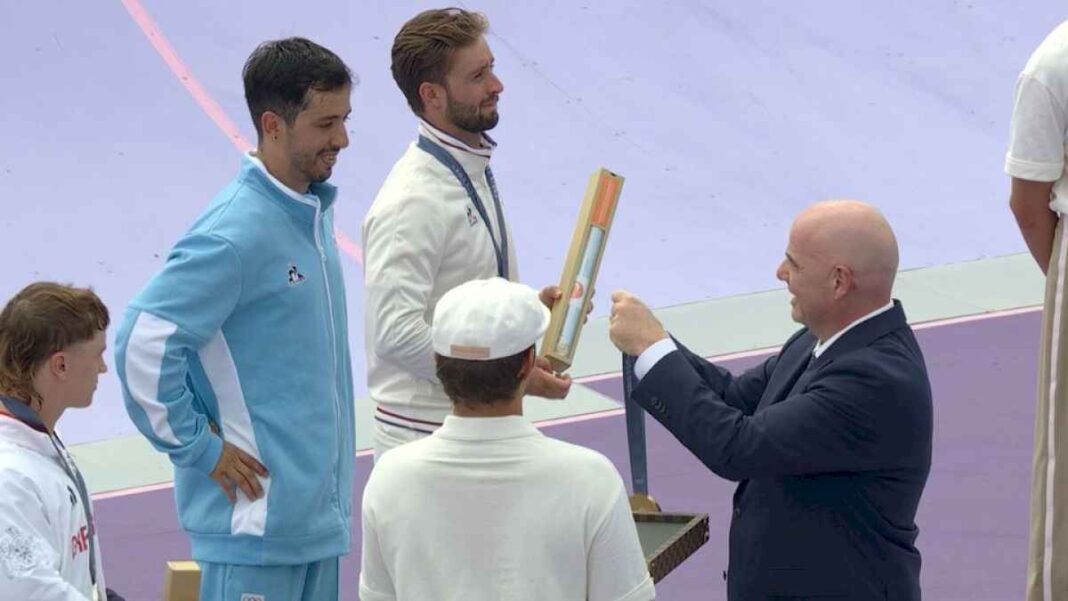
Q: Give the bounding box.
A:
[1006,20,1068,214]
[359,415,655,601]
[362,122,519,435]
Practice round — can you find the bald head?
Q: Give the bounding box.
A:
[791,200,899,301]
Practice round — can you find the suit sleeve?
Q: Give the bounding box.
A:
[633,348,923,481]
[669,338,778,416]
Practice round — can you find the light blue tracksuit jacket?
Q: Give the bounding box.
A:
[114,155,355,565]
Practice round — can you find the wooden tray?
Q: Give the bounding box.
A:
[633,511,710,583]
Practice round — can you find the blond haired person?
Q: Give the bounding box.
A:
[0,282,119,600]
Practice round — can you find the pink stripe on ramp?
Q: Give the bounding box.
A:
[120,0,252,153]
[534,408,625,429]
[120,0,365,269]
[334,225,364,267]
[92,481,173,501]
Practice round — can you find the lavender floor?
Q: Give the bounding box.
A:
[97,310,1039,600]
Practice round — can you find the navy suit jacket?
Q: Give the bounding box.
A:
[633,301,932,600]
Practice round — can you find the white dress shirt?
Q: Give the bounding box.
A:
[635,301,895,380]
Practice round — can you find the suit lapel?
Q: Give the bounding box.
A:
[812,300,907,369]
[756,330,817,412]
[755,301,909,412]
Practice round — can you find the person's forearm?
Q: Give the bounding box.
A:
[1016,208,1057,274]
[1010,178,1058,274]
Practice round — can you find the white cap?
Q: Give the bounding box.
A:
[432,278,551,361]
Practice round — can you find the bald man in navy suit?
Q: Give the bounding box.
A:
[610,201,932,600]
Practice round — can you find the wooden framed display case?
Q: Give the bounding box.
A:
[541,168,624,372]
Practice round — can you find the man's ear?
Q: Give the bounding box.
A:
[831,264,855,300]
[46,352,68,380]
[261,111,285,140]
[418,81,446,114]
[517,347,536,381]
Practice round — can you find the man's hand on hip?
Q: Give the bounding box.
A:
[210,440,269,504]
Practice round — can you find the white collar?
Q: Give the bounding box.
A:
[434,415,539,442]
[246,152,319,203]
[0,413,58,458]
[813,301,895,358]
[418,118,496,158]
[418,120,497,180]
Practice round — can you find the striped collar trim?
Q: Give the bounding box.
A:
[419,119,496,159]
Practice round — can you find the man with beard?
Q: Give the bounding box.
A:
[363,8,572,457]
[115,38,356,601]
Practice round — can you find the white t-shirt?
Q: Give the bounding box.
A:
[359,415,655,601]
[0,415,107,600]
[362,122,519,436]
[1006,20,1068,214]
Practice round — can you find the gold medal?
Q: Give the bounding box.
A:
[628,493,661,513]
